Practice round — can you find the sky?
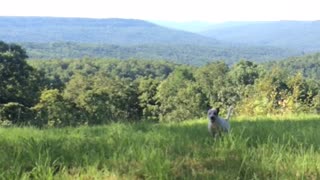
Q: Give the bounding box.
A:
[1,0,319,22]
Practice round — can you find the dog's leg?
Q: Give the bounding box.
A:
[208,122,215,137]
[208,121,220,138]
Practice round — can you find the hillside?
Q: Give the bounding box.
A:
[151,20,214,32]
[0,16,218,45]
[152,21,258,33]
[0,17,302,64]
[21,42,299,65]
[2,117,320,179]
[201,21,320,52]
[263,52,320,79]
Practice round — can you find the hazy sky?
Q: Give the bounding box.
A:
[1,0,319,22]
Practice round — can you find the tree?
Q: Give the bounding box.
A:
[237,67,289,115]
[0,102,33,125]
[157,67,206,122]
[0,41,42,106]
[229,60,259,86]
[64,73,141,124]
[137,78,161,121]
[32,89,82,127]
[194,61,232,108]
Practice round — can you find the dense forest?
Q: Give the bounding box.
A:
[264,52,320,79]
[20,42,298,65]
[1,41,320,127]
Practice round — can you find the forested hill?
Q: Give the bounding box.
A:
[20,42,299,65]
[263,52,320,79]
[0,17,303,64]
[201,21,320,52]
[0,16,217,45]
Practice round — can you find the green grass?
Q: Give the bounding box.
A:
[1,115,320,179]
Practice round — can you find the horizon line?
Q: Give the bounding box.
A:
[0,15,319,23]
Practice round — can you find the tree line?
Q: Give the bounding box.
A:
[1,41,320,127]
[21,42,298,66]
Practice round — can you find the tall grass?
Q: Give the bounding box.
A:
[0,115,320,179]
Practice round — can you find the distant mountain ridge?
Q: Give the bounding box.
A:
[201,21,320,52]
[0,17,304,64]
[150,21,214,33]
[0,16,218,45]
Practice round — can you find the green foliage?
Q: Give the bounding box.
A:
[137,78,161,121]
[2,40,320,125]
[264,52,320,80]
[157,67,207,122]
[312,94,320,112]
[27,55,320,124]
[229,60,260,86]
[32,89,82,127]
[194,61,241,113]
[29,59,176,85]
[0,102,33,125]
[64,74,141,124]
[0,41,42,106]
[237,68,320,115]
[244,68,289,115]
[23,42,299,65]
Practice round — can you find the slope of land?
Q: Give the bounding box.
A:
[1,116,319,179]
[263,52,320,79]
[201,21,320,52]
[0,16,217,45]
[21,42,299,65]
[0,17,305,64]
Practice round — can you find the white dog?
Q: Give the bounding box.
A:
[208,106,233,138]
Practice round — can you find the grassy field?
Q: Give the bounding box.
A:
[1,115,320,179]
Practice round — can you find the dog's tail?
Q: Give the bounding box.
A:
[226,106,234,121]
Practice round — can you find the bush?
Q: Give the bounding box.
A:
[0,102,34,125]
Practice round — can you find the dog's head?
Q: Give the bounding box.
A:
[208,108,219,122]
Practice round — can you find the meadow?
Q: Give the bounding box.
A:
[0,115,320,179]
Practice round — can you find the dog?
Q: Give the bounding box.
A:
[208,106,233,138]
